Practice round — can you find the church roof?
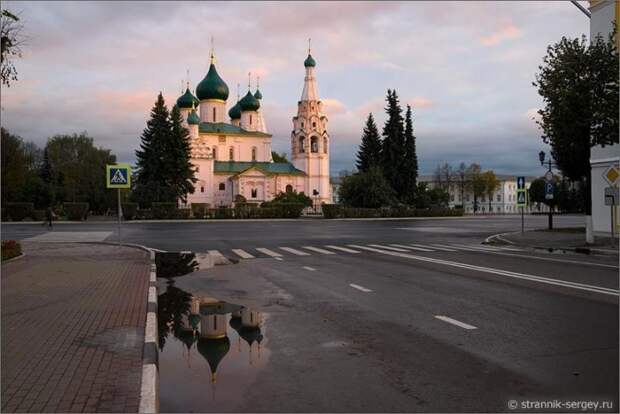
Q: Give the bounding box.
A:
[228,102,242,119]
[177,87,198,109]
[214,161,306,176]
[239,90,260,111]
[199,122,271,137]
[196,63,229,101]
[304,53,316,67]
[187,109,200,125]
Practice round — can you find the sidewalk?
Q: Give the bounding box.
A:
[488,228,619,255]
[1,242,150,413]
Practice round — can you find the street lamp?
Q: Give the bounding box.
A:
[539,150,557,230]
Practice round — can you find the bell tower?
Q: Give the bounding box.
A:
[291,40,331,205]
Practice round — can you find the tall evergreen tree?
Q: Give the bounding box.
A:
[380,89,406,198]
[355,113,382,172]
[401,105,418,204]
[134,92,172,207]
[168,105,197,203]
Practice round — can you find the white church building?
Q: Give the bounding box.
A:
[177,47,331,207]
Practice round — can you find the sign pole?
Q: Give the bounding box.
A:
[521,206,524,234]
[117,188,122,246]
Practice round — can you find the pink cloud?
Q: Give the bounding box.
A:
[409,97,433,109]
[480,22,521,46]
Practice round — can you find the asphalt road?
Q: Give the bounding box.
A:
[3,215,618,412]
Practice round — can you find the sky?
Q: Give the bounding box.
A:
[1,1,590,176]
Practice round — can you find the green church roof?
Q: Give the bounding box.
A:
[198,122,271,137]
[254,89,262,100]
[228,102,241,119]
[196,63,229,101]
[304,53,316,67]
[187,109,200,125]
[239,90,260,111]
[177,88,198,109]
[214,161,306,176]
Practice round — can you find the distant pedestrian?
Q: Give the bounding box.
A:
[45,207,53,229]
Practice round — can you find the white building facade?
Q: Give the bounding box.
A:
[178,49,330,207]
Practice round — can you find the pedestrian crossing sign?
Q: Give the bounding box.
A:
[106,164,131,189]
[516,190,527,207]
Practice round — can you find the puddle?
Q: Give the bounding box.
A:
[156,252,219,278]
[157,282,269,412]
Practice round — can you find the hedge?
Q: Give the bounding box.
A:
[121,203,138,220]
[32,209,46,221]
[322,204,463,219]
[152,202,177,219]
[4,203,35,221]
[2,240,22,261]
[64,202,89,220]
[191,203,210,219]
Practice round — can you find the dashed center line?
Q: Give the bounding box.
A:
[434,315,478,330]
[349,283,373,293]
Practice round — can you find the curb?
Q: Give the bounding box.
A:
[485,232,619,257]
[1,252,26,263]
[139,249,159,414]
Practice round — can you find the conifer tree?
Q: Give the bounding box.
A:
[355,113,382,173]
[134,92,172,207]
[402,105,418,204]
[380,89,405,198]
[168,104,196,203]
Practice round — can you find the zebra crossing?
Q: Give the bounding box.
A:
[212,242,524,260]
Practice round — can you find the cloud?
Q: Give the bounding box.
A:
[408,97,433,109]
[480,22,522,46]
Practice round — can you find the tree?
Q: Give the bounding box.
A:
[168,105,197,203]
[380,89,406,198]
[401,105,418,204]
[414,183,449,209]
[1,127,28,203]
[1,9,25,87]
[264,189,312,207]
[338,166,396,208]
[271,151,288,163]
[433,162,453,191]
[483,170,499,212]
[356,113,382,173]
[134,93,174,207]
[466,163,485,213]
[534,33,618,238]
[456,162,467,207]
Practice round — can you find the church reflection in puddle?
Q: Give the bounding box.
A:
[158,282,269,413]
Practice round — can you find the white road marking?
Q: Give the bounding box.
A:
[256,248,282,257]
[302,246,335,255]
[232,249,255,259]
[148,286,157,303]
[23,231,113,242]
[369,244,410,252]
[349,283,373,293]
[208,249,226,258]
[274,257,283,261]
[389,244,434,252]
[325,245,361,254]
[303,266,316,271]
[412,243,456,252]
[431,243,481,252]
[349,245,619,296]
[434,315,478,330]
[279,247,310,256]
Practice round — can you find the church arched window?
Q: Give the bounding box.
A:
[310,137,318,153]
[299,137,305,153]
[219,183,225,191]
[251,147,257,161]
[212,147,217,159]
[229,147,234,161]
[250,114,253,125]
[323,137,328,153]
[285,184,293,193]
[212,107,216,122]
[312,121,316,128]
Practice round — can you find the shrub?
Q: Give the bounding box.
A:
[1,240,22,261]
[64,202,89,220]
[121,203,138,220]
[175,208,191,219]
[191,203,209,219]
[234,194,247,204]
[152,202,177,219]
[213,207,234,219]
[136,209,153,220]
[322,205,462,219]
[4,203,35,222]
[31,209,46,221]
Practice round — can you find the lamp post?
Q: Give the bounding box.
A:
[539,151,556,230]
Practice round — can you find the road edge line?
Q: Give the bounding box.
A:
[139,249,159,413]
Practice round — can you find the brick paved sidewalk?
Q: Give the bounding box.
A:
[1,242,150,413]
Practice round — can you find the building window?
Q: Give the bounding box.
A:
[196,166,200,172]
[323,137,327,153]
[496,194,501,202]
[212,107,216,122]
[450,194,455,202]
[285,184,293,193]
[299,137,305,153]
[250,114,253,125]
[229,147,234,161]
[219,183,225,191]
[311,137,318,153]
[301,122,304,128]
[312,121,316,128]
[466,194,470,202]
[201,186,204,193]
[212,148,217,159]
[251,189,257,198]
[252,147,257,161]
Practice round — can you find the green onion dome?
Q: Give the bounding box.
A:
[196,63,229,101]
[177,87,198,109]
[187,109,200,125]
[239,91,260,111]
[254,89,262,100]
[304,54,316,67]
[228,102,242,120]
